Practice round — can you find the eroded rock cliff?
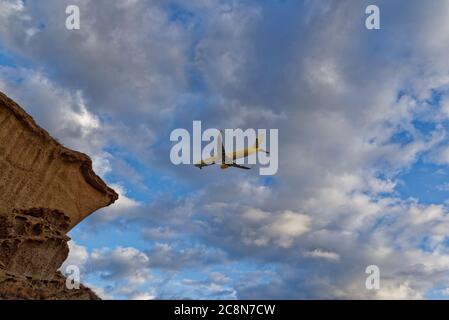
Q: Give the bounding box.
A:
[0,92,118,299]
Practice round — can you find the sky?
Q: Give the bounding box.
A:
[3,0,449,299]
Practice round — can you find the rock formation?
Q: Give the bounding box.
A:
[0,92,118,299]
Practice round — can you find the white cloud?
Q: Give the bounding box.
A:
[0,67,104,155]
[143,227,177,241]
[60,241,89,273]
[128,292,156,300]
[439,288,449,296]
[376,282,423,300]
[266,211,311,248]
[86,284,115,300]
[99,184,142,221]
[304,249,340,262]
[4,0,449,299]
[0,0,24,19]
[90,246,151,285]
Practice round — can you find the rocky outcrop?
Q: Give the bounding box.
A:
[0,92,118,299]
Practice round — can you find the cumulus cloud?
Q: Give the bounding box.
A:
[145,242,227,270]
[0,67,102,153]
[0,0,24,19]
[61,243,159,299]
[90,246,151,284]
[5,0,449,299]
[240,209,311,248]
[376,282,423,300]
[304,250,340,262]
[96,184,142,222]
[60,241,89,273]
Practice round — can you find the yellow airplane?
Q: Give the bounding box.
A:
[195,132,269,170]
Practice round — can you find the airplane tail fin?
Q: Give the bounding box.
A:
[254,134,264,149]
[254,133,270,154]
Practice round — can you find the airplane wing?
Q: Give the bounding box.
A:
[230,163,251,170]
[221,142,226,163]
[195,155,217,169]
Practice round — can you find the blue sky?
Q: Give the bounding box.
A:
[3,0,449,299]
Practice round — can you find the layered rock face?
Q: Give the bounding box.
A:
[0,92,118,299]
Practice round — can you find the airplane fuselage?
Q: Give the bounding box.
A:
[196,146,261,169]
[228,147,258,160]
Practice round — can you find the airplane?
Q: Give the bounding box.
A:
[195,131,269,170]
